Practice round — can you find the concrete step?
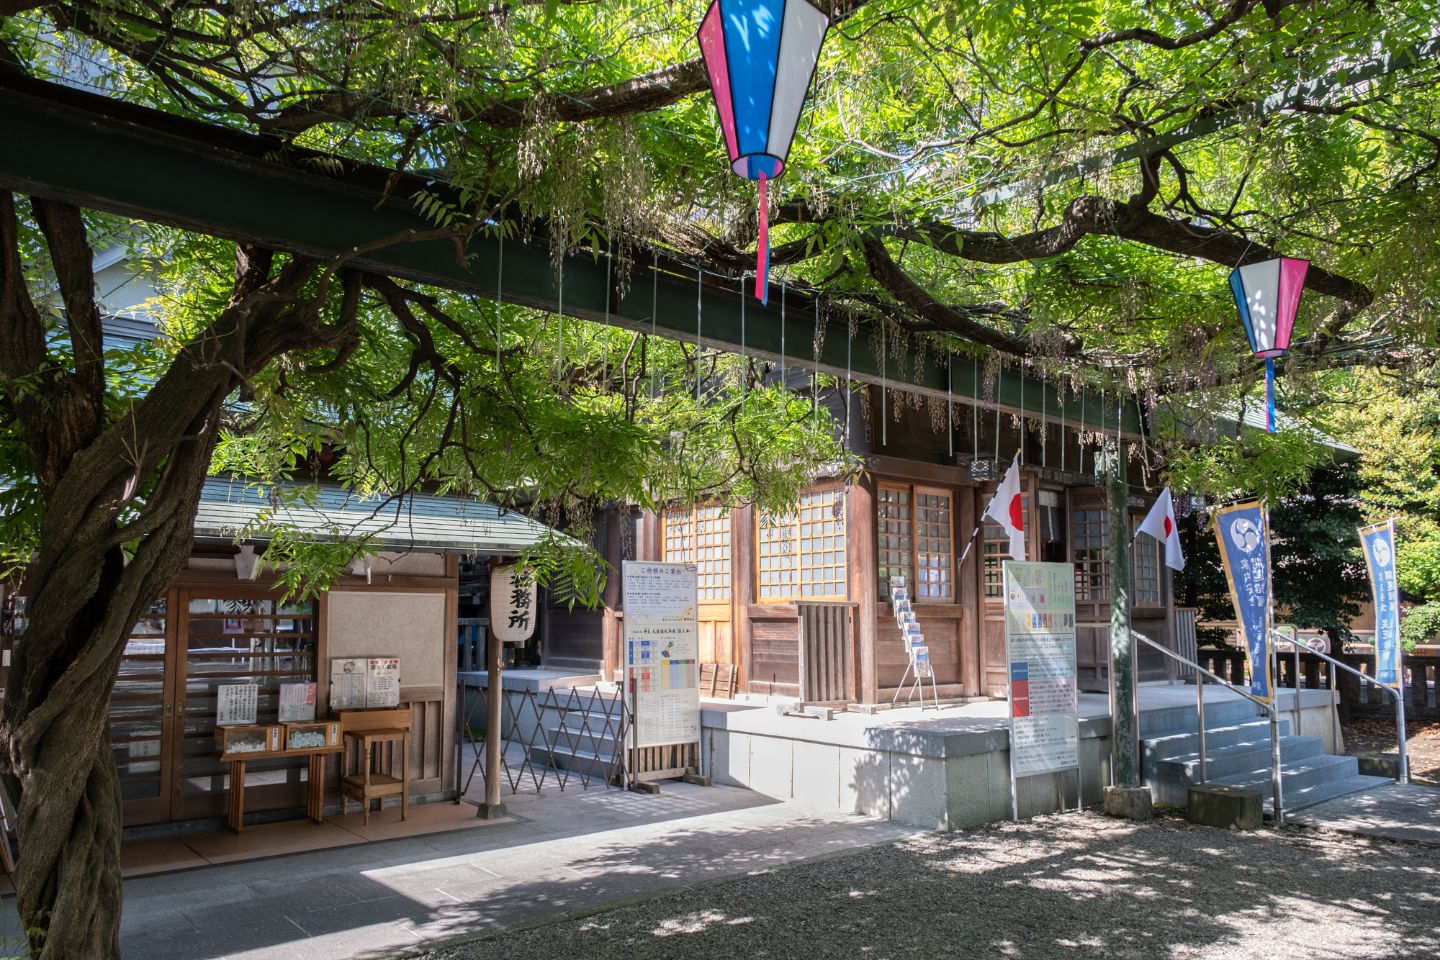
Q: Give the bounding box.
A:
[1139,696,1263,737]
[1214,754,1361,795]
[1142,719,1290,766]
[527,743,620,775]
[1266,775,1394,814]
[1149,736,1325,805]
[542,723,621,752]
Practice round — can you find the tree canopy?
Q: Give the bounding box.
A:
[4,0,1436,412]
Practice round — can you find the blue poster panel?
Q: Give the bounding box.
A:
[1213,501,1273,702]
[1359,520,1402,688]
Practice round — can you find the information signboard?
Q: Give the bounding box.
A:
[1003,561,1079,815]
[622,561,701,749]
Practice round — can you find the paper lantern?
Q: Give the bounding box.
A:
[697,0,829,304]
[1228,256,1309,432]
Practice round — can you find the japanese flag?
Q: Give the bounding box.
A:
[983,455,1026,561]
[1137,487,1185,571]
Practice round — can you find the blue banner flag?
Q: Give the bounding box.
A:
[1213,501,1273,702]
[1359,520,1402,688]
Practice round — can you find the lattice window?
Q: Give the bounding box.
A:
[1132,516,1162,606]
[1072,507,1110,601]
[983,496,1029,599]
[879,484,953,601]
[757,489,847,601]
[877,486,912,598]
[661,505,732,602]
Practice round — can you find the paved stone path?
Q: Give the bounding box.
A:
[1289,783,1440,845]
[412,811,1440,960]
[3,784,914,960]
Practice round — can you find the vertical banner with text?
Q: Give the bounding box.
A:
[1213,500,1274,702]
[1359,520,1402,688]
[1003,562,1079,780]
[621,561,701,748]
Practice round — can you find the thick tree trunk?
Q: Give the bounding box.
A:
[0,193,362,957]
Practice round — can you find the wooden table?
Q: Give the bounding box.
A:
[339,727,409,825]
[217,745,344,834]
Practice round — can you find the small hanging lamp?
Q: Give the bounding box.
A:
[1228,256,1308,433]
[696,0,829,304]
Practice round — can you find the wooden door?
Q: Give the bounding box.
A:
[171,590,319,821]
[661,506,735,664]
[1068,487,1112,690]
[112,594,179,825]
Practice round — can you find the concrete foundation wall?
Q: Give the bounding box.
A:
[702,710,1113,830]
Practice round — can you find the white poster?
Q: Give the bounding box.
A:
[1003,561,1079,777]
[366,657,402,708]
[490,564,538,644]
[278,681,317,722]
[622,561,700,748]
[216,683,259,726]
[329,657,368,711]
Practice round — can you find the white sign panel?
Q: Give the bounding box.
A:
[622,561,700,748]
[491,563,538,644]
[216,683,259,726]
[1003,561,1079,777]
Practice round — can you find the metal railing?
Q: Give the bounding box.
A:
[1129,630,1285,824]
[1273,631,1408,784]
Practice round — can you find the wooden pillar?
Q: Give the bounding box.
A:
[732,503,755,693]
[479,556,507,819]
[848,479,880,704]
[601,506,624,682]
[958,485,981,697]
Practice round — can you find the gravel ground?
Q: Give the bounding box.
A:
[1346,717,1440,785]
[411,812,1440,960]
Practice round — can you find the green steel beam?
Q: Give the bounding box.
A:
[0,73,1143,435]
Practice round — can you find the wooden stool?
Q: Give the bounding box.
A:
[339,727,409,824]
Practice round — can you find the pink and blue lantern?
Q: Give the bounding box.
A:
[696,0,829,304]
[1228,256,1309,433]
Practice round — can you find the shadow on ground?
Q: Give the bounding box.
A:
[414,811,1440,960]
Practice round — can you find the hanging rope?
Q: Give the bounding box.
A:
[881,321,887,448]
[947,351,953,459]
[695,266,703,403]
[779,281,786,386]
[495,226,504,373]
[650,253,659,397]
[556,255,565,383]
[739,272,747,399]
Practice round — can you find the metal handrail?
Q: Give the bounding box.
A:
[1127,629,1284,824]
[1272,632,1408,784]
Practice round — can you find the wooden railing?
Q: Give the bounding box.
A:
[797,601,857,705]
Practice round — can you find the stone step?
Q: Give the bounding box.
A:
[541,723,622,751]
[1214,754,1361,795]
[1148,736,1325,805]
[1139,696,1264,737]
[527,743,621,776]
[1265,775,1394,814]
[1142,719,1290,765]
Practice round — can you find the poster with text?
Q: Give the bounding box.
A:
[622,561,700,748]
[1003,561,1079,777]
[329,657,368,710]
[366,657,402,708]
[216,683,259,727]
[278,681,317,722]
